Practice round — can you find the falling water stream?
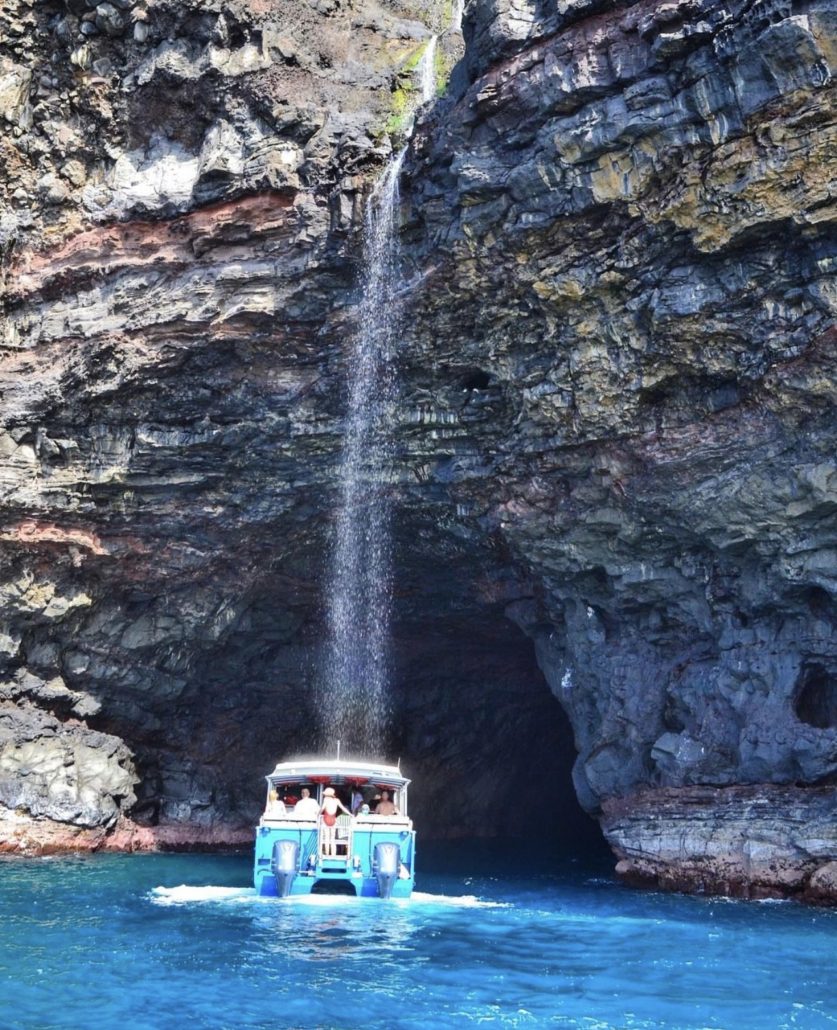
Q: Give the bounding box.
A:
[319,35,441,754]
[319,151,407,754]
[418,34,437,103]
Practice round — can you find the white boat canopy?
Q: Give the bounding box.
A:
[266,758,410,792]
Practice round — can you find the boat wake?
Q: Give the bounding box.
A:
[410,891,508,909]
[149,885,258,906]
[149,885,506,909]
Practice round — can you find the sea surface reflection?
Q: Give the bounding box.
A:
[1,845,835,1028]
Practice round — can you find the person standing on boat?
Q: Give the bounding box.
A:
[320,786,352,856]
[374,790,398,816]
[266,788,285,817]
[293,787,319,819]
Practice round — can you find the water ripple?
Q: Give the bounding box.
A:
[1,852,836,1030]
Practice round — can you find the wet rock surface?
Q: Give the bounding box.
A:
[601,785,837,903]
[1,0,835,899]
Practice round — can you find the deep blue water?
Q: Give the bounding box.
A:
[1,844,835,1029]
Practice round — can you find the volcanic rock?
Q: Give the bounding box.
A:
[0,0,834,902]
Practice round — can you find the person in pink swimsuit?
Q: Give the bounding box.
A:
[319,787,352,856]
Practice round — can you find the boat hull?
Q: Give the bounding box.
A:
[253,821,416,899]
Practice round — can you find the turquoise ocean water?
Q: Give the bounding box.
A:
[1,845,835,1029]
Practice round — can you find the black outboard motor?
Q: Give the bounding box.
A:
[374,842,400,899]
[272,839,299,898]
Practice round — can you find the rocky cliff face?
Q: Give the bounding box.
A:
[1,0,835,900]
[0,0,574,853]
[401,0,837,898]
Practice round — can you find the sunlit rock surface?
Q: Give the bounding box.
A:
[398,0,837,898]
[1,0,835,899]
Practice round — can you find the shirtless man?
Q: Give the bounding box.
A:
[374,790,398,816]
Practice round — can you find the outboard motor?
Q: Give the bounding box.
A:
[374,842,400,899]
[272,840,299,898]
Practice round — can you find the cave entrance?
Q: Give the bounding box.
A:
[794,663,837,729]
[387,605,603,857]
[136,531,605,861]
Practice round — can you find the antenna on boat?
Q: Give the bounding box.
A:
[336,738,341,760]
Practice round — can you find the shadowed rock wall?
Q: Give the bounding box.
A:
[0,0,834,899]
[0,0,586,854]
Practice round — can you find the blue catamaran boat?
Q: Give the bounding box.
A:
[253,758,416,898]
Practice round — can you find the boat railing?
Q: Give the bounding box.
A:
[262,811,413,835]
[336,814,353,858]
[317,813,354,860]
[354,814,413,829]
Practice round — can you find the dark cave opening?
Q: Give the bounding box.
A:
[56,523,605,861]
[459,368,492,391]
[133,564,605,858]
[794,663,837,729]
[388,612,603,853]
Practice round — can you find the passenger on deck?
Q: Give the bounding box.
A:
[374,790,398,816]
[266,788,285,817]
[293,787,319,819]
[350,787,364,815]
[320,787,352,856]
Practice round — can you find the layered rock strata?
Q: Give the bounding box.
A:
[399,0,837,898]
[0,0,835,901]
[0,0,575,853]
[0,0,443,850]
[602,786,837,902]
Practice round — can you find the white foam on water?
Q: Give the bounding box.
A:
[410,891,509,909]
[286,891,507,909]
[284,893,363,907]
[149,885,257,906]
[148,886,507,909]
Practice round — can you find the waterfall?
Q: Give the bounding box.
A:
[418,35,437,104]
[319,149,407,755]
[451,0,465,32]
[318,29,441,756]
